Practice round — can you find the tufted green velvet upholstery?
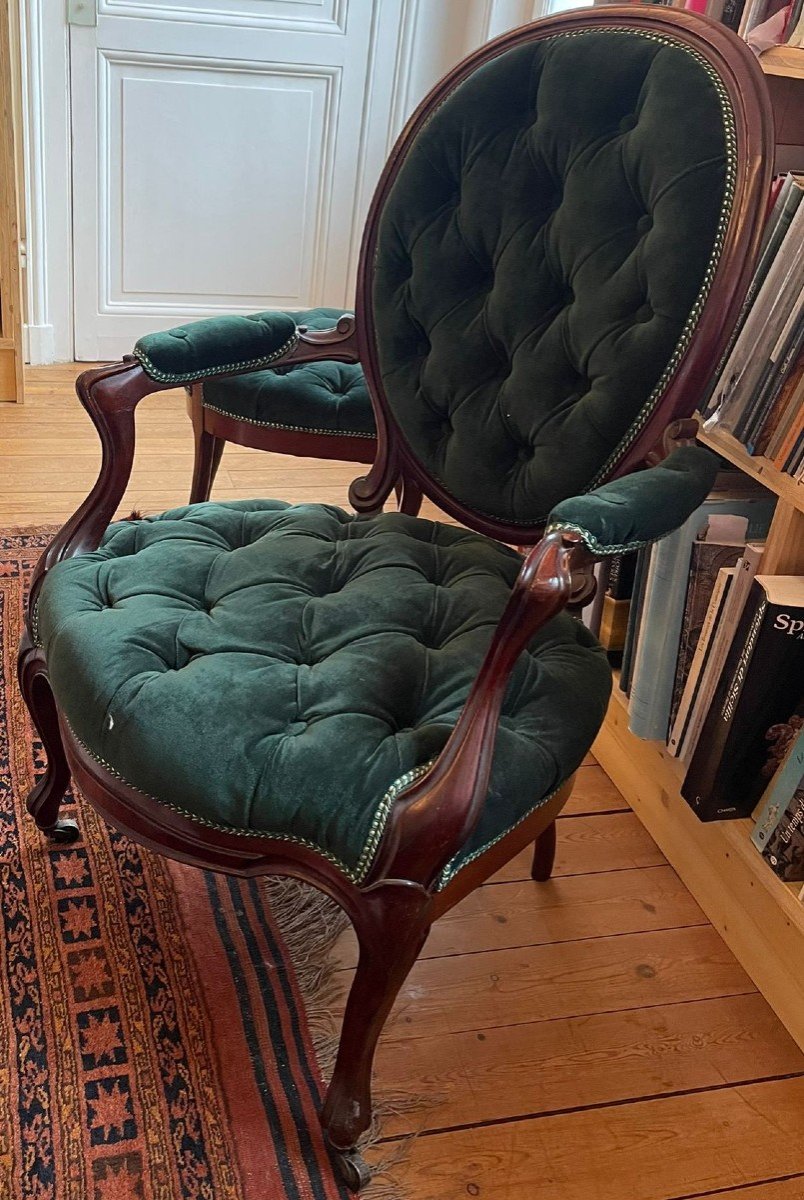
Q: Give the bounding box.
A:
[34,502,611,886]
[547,445,720,554]
[201,309,374,438]
[371,28,733,525]
[134,310,299,384]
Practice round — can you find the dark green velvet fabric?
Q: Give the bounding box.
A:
[547,446,720,554]
[133,310,300,384]
[371,28,733,525]
[35,501,610,885]
[202,309,374,436]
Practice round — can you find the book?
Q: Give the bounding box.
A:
[752,348,804,457]
[701,174,804,422]
[721,0,747,26]
[668,566,736,755]
[667,521,751,737]
[760,780,804,881]
[704,203,804,436]
[740,295,804,451]
[751,708,804,850]
[619,545,650,696]
[767,364,804,460]
[628,492,775,742]
[681,576,804,821]
[677,542,766,762]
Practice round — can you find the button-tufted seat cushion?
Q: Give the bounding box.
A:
[34,501,610,887]
[200,308,375,440]
[371,28,733,526]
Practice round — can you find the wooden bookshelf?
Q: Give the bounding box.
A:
[759,45,804,80]
[593,689,804,1052]
[594,426,804,1053]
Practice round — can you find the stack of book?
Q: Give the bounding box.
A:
[593,0,804,46]
[617,476,804,844]
[702,173,804,478]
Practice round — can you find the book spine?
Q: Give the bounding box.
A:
[678,545,764,762]
[681,588,767,818]
[744,302,804,453]
[668,570,732,755]
[762,789,804,881]
[683,586,804,821]
[721,0,747,26]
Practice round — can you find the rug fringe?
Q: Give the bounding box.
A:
[263,878,439,1199]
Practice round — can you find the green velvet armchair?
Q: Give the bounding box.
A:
[18,8,772,1191]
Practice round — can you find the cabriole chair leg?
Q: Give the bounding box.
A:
[189,426,226,504]
[531,818,557,881]
[17,635,78,843]
[188,387,226,504]
[321,882,431,1191]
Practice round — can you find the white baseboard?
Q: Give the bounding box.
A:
[24,323,56,365]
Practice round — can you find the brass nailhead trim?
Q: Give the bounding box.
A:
[133,330,301,385]
[64,719,435,885]
[201,399,375,440]
[380,26,738,528]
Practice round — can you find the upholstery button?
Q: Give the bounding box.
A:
[636,302,653,322]
[637,215,652,235]
[619,114,637,133]
[517,445,534,464]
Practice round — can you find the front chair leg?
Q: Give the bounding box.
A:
[17,635,78,843]
[322,881,431,1191]
[531,819,557,881]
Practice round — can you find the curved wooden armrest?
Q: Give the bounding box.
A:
[368,529,579,888]
[26,315,361,624]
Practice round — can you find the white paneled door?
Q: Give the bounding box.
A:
[70,0,388,359]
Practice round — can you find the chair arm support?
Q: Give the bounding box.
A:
[544,445,720,556]
[368,529,578,888]
[132,310,360,385]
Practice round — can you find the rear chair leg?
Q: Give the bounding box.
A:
[322,882,431,1191]
[531,819,557,881]
[17,636,78,843]
[188,385,225,504]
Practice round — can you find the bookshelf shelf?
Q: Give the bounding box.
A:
[759,45,804,80]
[698,426,804,514]
[593,687,804,1052]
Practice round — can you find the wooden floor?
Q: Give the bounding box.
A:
[4,366,804,1200]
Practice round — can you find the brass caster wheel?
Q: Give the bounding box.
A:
[329,1145,371,1192]
[43,819,81,844]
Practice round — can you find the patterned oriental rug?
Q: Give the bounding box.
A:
[0,530,400,1200]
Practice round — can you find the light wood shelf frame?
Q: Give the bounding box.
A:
[595,424,804,1052]
[593,690,804,1052]
[760,45,804,80]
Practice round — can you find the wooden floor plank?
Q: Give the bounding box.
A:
[386,1077,804,1200]
[335,926,754,1041]
[373,992,804,1137]
[492,812,666,883]
[333,865,705,968]
[702,1179,804,1199]
[562,763,630,816]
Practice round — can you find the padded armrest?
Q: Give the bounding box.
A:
[545,445,720,556]
[132,310,302,385]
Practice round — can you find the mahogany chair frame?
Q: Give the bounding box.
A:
[17,8,772,1191]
